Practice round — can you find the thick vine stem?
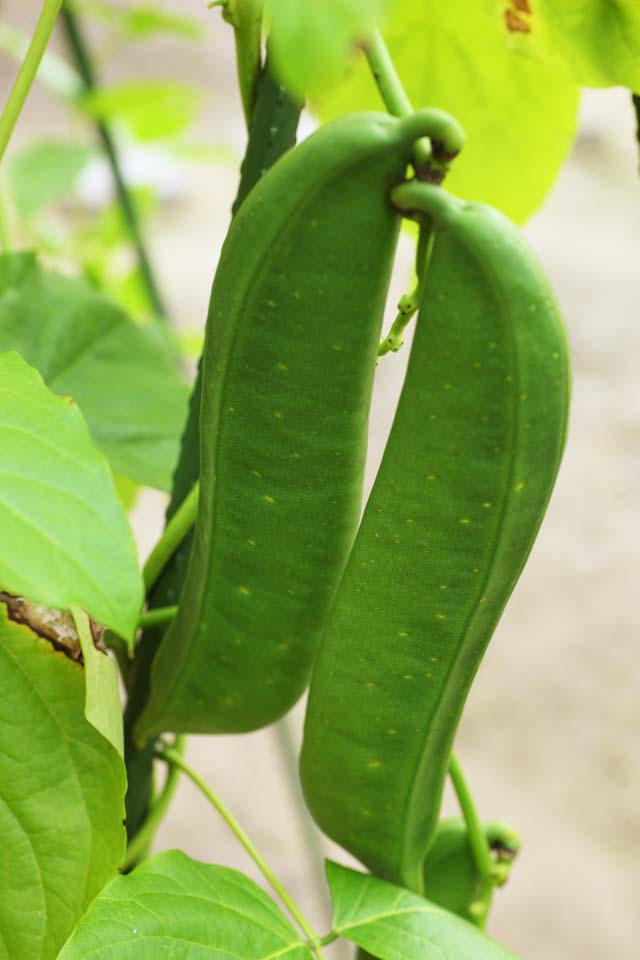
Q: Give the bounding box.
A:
[123,735,186,869]
[157,746,325,959]
[0,0,63,164]
[219,0,264,129]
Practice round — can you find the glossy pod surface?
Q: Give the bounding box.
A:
[137,112,458,739]
[300,182,570,892]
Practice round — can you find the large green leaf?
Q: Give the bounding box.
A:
[269,0,385,97]
[327,862,521,960]
[0,253,189,491]
[506,0,640,90]
[0,604,126,960]
[318,0,579,223]
[58,850,312,960]
[8,140,90,219]
[0,351,142,641]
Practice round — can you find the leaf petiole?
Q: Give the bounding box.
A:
[143,482,199,593]
[156,745,325,959]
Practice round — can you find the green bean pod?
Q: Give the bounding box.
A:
[423,818,521,922]
[137,111,465,740]
[300,181,570,892]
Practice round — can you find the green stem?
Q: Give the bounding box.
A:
[363,28,430,171]
[378,220,433,358]
[137,605,178,630]
[0,0,63,165]
[448,751,493,928]
[157,746,324,957]
[123,735,186,869]
[143,482,199,593]
[59,5,167,322]
[220,0,264,129]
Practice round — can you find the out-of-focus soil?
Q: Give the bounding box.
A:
[1,3,638,956]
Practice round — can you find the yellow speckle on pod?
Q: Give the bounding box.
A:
[360,809,371,817]
[247,538,256,547]
[460,517,472,525]
[473,361,482,368]
[274,411,283,419]
[439,584,448,590]
[483,501,493,509]
[488,341,497,349]
[427,474,437,481]
[424,671,433,679]
[514,481,525,493]
[365,681,376,689]
[435,612,446,621]
[388,729,397,736]
[223,696,235,706]
[367,760,382,769]
[238,585,251,597]
[479,596,488,605]
[443,383,452,391]
[397,630,408,638]
[263,494,275,503]
[278,642,290,652]
[403,674,415,680]
[252,469,262,478]
[430,656,438,663]
[276,361,288,372]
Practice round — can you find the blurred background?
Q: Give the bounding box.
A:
[0,2,638,957]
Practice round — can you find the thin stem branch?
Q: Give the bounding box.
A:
[157,746,324,957]
[59,5,168,322]
[0,0,63,165]
[363,28,430,170]
[123,735,186,869]
[137,605,178,630]
[143,482,199,593]
[448,751,493,928]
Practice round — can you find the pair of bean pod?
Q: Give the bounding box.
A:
[136,107,570,894]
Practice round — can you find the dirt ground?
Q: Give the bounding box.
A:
[2,3,639,957]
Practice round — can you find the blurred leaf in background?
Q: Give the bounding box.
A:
[268,0,386,97]
[318,0,580,224]
[8,139,91,220]
[68,0,205,41]
[505,0,640,90]
[81,80,201,142]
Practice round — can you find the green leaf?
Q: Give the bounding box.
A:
[327,861,521,960]
[0,604,126,960]
[72,606,124,756]
[506,0,640,89]
[58,850,312,960]
[0,252,189,491]
[269,0,385,97]
[317,0,580,223]
[7,139,90,219]
[0,351,143,642]
[70,0,204,39]
[81,80,201,141]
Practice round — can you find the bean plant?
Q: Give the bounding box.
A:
[0,2,637,959]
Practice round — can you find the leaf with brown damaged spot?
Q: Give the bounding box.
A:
[0,605,126,960]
